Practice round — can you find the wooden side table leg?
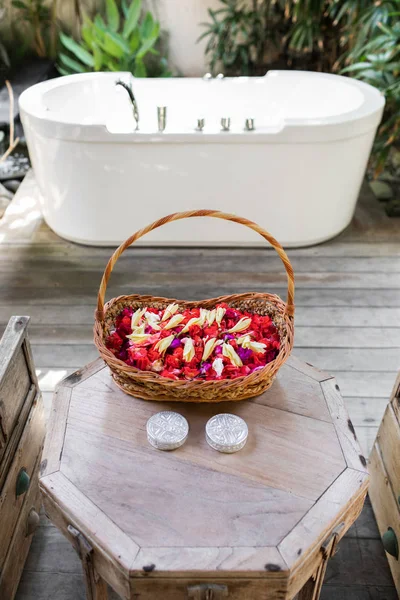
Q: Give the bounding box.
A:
[298,523,344,600]
[68,525,108,600]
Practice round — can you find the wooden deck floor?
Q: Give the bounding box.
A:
[1,172,399,599]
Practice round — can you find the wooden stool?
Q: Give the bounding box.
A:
[40,356,368,600]
[0,316,45,599]
[369,370,400,595]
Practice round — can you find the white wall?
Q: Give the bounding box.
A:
[147,0,222,76]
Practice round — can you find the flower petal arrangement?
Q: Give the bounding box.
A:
[94,209,295,402]
[105,303,281,381]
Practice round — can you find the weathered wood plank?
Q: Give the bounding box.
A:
[0,400,45,569]
[321,379,368,472]
[355,426,378,457]
[0,253,399,274]
[0,270,399,293]
[375,405,400,506]
[295,348,399,372]
[2,241,400,258]
[40,385,72,478]
[40,471,139,578]
[0,462,42,600]
[331,372,396,399]
[345,397,388,428]
[369,442,400,594]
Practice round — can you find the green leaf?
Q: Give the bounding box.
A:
[137,22,160,58]
[59,33,95,67]
[101,31,130,58]
[106,0,120,32]
[94,14,106,29]
[129,28,141,52]
[57,66,71,76]
[59,52,86,73]
[341,61,373,73]
[81,18,95,47]
[140,11,154,39]
[134,58,146,77]
[123,0,141,39]
[92,43,103,71]
[121,0,129,18]
[11,0,27,9]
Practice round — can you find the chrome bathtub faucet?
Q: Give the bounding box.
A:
[157,106,167,132]
[245,118,255,131]
[115,80,139,130]
[221,118,231,132]
[203,73,212,81]
[196,118,205,132]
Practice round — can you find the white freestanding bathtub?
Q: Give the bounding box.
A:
[19,71,384,246]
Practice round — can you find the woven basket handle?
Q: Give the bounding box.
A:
[96,210,295,320]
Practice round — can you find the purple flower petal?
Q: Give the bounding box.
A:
[237,347,253,362]
[170,338,182,350]
[200,362,212,375]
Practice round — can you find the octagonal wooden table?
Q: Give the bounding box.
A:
[40,356,368,600]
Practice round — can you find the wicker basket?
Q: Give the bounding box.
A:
[94,210,295,402]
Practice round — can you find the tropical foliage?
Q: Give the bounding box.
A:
[58,0,169,77]
[200,0,400,170]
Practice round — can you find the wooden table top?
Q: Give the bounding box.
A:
[40,355,368,579]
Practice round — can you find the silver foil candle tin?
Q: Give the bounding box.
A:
[206,413,248,453]
[146,411,189,451]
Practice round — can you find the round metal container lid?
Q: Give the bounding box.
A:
[206,413,248,453]
[146,411,189,451]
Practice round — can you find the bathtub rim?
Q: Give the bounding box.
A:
[19,70,385,144]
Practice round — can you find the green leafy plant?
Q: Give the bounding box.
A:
[342,17,400,175]
[198,0,285,76]
[58,0,170,77]
[200,0,400,170]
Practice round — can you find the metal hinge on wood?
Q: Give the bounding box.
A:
[67,525,107,600]
[321,522,344,559]
[187,583,229,600]
[300,523,345,600]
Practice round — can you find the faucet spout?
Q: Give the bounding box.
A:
[115,79,139,130]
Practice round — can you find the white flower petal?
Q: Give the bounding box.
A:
[155,334,175,354]
[212,357,224,377]
[206,309,216,326]
[237,334,251,348]
[202,337,218,361]
[183,338,195,362]
[222,343,243,367]
[131,307,147,329]
[199,308,208,326]
[249,341,267,353]
[228,317,252,334]
[161,303,179,322]
[181,316,201,333]
[215,307,226,325]
[164,314,185,330]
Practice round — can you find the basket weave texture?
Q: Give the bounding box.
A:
[94,210,295,402]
